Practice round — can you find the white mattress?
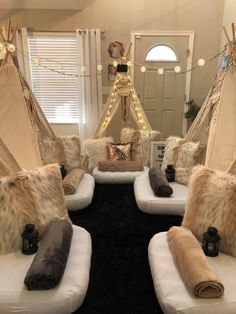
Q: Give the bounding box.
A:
[92,166,149,184]
[134,173,188,215]
[149,232,236,314]
[65,173,95,211]
[0,225,92,314]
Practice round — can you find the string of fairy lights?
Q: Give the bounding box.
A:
[0,40,229,78]
[98,72,148,136]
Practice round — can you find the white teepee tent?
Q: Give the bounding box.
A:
[94,44,152,138]
[0,21,57,170]
[185,23,236,173]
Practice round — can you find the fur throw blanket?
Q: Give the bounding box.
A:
[168,226,224,298]
[62,168,85,195]
[98,160,144,172]
[60,136,81,170]
[120,128,161,166]
[182,165,236,257]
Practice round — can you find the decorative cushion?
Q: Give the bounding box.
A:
[107,142,132,161]
[120,127,161,166]
[83,137,113,170]
[161,136,205,185]
[60,136,81,170]
[0,164,69,255]
[38,136,68,168]
[182,165,236,257]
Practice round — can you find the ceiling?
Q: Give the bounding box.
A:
[0,0,85,10]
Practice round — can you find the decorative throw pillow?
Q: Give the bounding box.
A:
[0,164,69,255]
[182,165,236,257]
[38,136,68,169]
[107,142,132,161]
[83,137,113,170]
[120,127,161,165]
[60,135,81,170]
[161,136,205,185]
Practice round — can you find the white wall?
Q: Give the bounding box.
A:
[0,0,225,137]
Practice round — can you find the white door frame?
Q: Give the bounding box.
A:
[130,30,194,136]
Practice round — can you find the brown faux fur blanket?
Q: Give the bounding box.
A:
[62,169,85,195]
[167,226,224,298]
[98,160,144,172]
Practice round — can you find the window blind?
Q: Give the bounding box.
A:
[28,34,79,123]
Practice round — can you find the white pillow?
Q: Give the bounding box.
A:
[84,137,113,170]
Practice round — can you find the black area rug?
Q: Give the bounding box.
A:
[70,184,182,314]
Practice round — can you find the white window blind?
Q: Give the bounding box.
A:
[28,33,79,123]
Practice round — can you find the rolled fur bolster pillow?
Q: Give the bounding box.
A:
[24,218,73,290]
[98,160,144,172]
[167,226,224,298]
[62,168,85,195]
[149,168,173,197]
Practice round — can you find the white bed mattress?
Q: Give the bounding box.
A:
[0,225,92,314]
[149,232,236,314]
[134,173,188,215]
[92,166,149,184]
[65,173,95,211]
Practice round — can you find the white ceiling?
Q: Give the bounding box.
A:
[0,0,85,10]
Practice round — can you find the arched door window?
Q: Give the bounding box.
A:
[145,44,178,62]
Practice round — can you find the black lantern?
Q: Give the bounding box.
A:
[60,164,67,179]
[202,227,220,257]
[21,224,39,255]
[165,164,175,182]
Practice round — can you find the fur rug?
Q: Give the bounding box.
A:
[120,128,161,166]
[182,165,236,257]
[162,136,205,185]
[0,164,69,255]
[84,137,113,170]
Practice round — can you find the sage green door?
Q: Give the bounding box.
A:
[134,35,189,138]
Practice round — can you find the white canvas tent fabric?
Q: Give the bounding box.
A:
[185,68,236,173]
[0,138,21,176]
[0,22,57,170]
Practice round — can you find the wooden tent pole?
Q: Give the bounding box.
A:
[123,43,132,58]
[223,26,231,44]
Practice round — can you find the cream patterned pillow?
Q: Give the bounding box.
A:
[182,165,236,257]
[0,164,69,255]
[161,136,205,185]
[84,137,113,170]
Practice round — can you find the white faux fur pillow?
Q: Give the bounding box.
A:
[120,128,161,166]
[60,135,81,170]
[0,164,69,255]
[84,137,113,170]
[182,165,236,257]
[161,136,205,185]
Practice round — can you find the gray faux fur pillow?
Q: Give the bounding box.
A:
[182,165,236,257]
[0,164,69,255]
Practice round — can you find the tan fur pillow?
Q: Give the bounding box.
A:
[120,128,161,166]
[0,164,69,255]
[84,137,113,170]
[38,137,68,168]
[161,136,205,185]
[182,165,236,257]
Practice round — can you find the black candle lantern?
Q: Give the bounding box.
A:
[165,164,175,182]
[202,227,220,257]
[21,224,39,255]
[60,164,67,179]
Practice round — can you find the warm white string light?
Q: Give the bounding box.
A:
[197,58,206,66]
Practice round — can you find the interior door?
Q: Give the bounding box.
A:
[134,35,189,138]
